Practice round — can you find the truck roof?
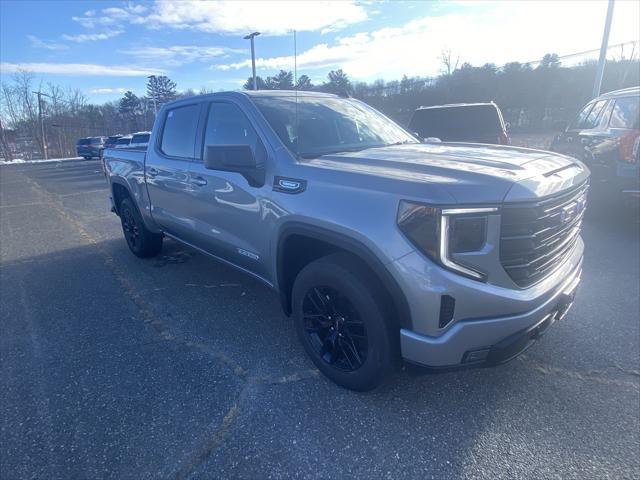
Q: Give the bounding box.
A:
[415,102,497,110]
[597,86,639,99]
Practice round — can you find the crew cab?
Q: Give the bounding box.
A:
[104,91,588,391]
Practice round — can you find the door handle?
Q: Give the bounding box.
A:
[147,167,159,177]
[190,176,208,187]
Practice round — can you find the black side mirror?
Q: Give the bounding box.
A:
[204,144,265,187]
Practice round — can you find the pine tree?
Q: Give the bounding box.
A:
[295,75,313,91]
[146,75,177,108]
[265,70,294,90]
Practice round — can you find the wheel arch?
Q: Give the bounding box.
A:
[276,222,412,330]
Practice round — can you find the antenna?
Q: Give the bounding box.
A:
[294,29,299,158]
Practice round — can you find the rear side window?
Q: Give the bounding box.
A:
[160,104,200,158]
[569,103,594,130]
[609,96,640,128]
[583,100,608,129]
[90,137,103,144]
[203,102,258,154]
[77,138,90,145]
[116,138,131,145]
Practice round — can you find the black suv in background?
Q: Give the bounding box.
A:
[408,102,510,145]
[76,136,105,159]
[550,87,639,201]
[104,135,123,151]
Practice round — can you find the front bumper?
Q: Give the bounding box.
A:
[398,254,582,368]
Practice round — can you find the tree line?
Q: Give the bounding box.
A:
[1,54,638,160]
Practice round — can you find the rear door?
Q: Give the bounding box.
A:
[145,102,202,238]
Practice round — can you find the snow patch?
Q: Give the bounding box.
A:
[0,157,84,166]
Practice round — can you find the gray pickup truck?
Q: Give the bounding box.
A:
[104,90,589,391]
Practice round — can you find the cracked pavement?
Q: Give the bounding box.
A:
[1,160,639,479]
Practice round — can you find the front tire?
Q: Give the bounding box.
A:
[119,197,163,258]
[292,253,397,391]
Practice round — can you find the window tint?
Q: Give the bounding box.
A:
[409,105,502,140]
[609,96,640,128]
[253,96,416,157]
[204,103,258,153]
[90,137,103,144]
[570,103,594,130]
[583,100,607,129]
[160,104,200,158]
[77,138,90,145]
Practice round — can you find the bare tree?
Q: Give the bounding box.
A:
[440,48,460,76]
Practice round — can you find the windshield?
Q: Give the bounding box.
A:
[252,95,418,158]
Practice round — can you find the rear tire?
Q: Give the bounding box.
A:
[119,197,163,258]
[292,253,397,391]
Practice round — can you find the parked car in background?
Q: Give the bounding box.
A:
[104,135,123,151]
[76,136,105,159]
[550,87,639,201]
[104,91,587,391]
[408,102,510,145]
[114,136,132,149]
[129,131,151,150]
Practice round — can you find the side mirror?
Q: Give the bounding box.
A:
[204,144,265,187]
[553,120,568,132]
[504,122,511,133]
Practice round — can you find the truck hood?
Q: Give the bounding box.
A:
[303,143,589,203]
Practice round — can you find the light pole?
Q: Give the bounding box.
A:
[593,0,615,98]
[243,32,261,90]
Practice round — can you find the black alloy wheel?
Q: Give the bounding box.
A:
[302,286,368,372]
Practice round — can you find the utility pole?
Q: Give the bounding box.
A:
[33,91,48,160]
[244,32,261,90]
[593,0,615,98]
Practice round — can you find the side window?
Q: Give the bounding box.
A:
[160,104,200,158]
[583,100,607,129]
[204,103,259,155]
[569,103,594,130]
[609,96,640,129]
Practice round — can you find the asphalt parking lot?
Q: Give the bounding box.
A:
[1,159,639,479]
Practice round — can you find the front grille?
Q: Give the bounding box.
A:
[500,182,588,287]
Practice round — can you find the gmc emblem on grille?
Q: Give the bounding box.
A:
[560,194,587,225]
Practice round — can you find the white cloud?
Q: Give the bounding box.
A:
[62,30,123,43]
[214,1,640,81]
[26,35,69,51]
[0,63,163,77]
[72,4,145,28]
[119,45,242,66]
[89,87,129,94]
[72,0,367,36]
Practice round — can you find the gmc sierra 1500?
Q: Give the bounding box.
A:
[104,90,588,391]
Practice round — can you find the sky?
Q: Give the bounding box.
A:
[1,0,639,103]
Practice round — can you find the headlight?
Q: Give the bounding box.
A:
[397,202,498,281]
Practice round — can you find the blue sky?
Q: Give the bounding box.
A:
[1,1,638,103]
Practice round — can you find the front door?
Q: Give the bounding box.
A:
[186,101,270,279]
